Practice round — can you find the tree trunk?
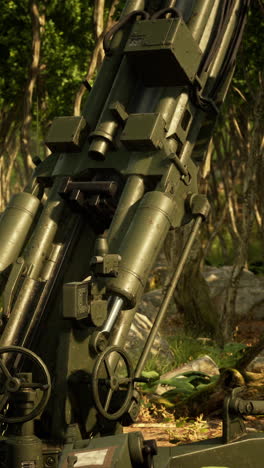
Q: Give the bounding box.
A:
[164,224,219,340]
[20,0,44,179]
[0,105,21,209]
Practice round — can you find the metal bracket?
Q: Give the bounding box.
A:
[45,116,88,153]
[90,254,121,278]
[222,386,264,443]
[168,153,192,185]
[187,193,210,219]
[223,387,247,443]
[109,101,128,124]
[63,279,108,327]
[58,177,120,232]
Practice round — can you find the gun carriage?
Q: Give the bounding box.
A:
[1,1,263,467]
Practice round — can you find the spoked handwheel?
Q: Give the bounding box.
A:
[92,346,134,420]
[0,345,51,424]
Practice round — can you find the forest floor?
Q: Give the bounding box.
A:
[124,413,264,447]
[234,319,264,345]
[124,318,264,446]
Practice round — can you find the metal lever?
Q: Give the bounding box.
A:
[90,296,124,354]
[101,296,124,335]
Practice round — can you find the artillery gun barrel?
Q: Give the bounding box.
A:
[0,1,253,466]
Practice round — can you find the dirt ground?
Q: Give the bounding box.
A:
[123,418,223,447]
[235,319,264,345]
[124,416,264,447]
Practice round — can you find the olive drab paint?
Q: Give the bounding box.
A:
[0,1,255,467]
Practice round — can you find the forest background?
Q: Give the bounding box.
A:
[0,1,263,352]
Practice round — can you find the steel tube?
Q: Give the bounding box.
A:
[0,180,65,348]
[107,191,176,308]
[107,175,145,252]
[83,0,146,131]
[0,193,40,272]
[102,296,124,334]
[188,0,216,43]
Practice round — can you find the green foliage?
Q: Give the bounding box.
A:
[206,230,263,269]
[40,1,94,121]
[138,370,218,407]
[0,1,31,109]
[140,336,246,408]
[162,373,211,395]
[204,3,264,270]
[142,334,247,380]
[0,0,96,137]
[233,3,264,98]
[169,336,247,368]
[138,334,248,405]
[159,372,219,403]
[142,354,173,376]
[141,370,160,380]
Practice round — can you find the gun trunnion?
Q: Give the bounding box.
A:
[1,1,262,467]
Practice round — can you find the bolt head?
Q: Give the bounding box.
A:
[6,377,21,393]
[45,455,55,466]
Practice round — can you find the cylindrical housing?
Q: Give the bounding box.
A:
[203,0,241,99]
[88,58,135,159]
[107,175,145,252]
[155,86,183,128]
[107,191,176,308]
[188,0,215,43]
[0,192,40,272]
[83,0,145,131]
[6,435,43,468]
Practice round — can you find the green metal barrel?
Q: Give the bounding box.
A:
[0,192,40,272]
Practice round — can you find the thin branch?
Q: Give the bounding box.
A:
[20,0,44,177]
[94,0,105,39]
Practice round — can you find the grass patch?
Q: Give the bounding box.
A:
[136,334,248,413]
[143,333,247,377]
[168,335,246,369]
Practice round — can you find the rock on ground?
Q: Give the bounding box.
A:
[203,266,264,320]
[125,312,175,368]
[247,355,264,373]
[126,265,264,370]
[141,264,264,323]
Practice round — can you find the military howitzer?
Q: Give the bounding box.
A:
[1,0,262,467]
